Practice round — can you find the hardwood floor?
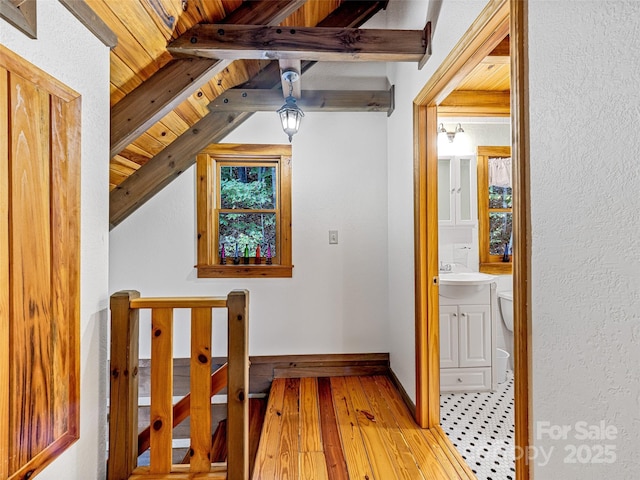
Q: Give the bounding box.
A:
[252,376,476,480]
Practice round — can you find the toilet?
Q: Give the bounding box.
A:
[497,290,514,378]
[497,290,514,333]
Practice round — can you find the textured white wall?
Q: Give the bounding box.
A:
[385,0,491,402]
[110,109,391,359]
[529,1,640,476]
[0,2,111,479]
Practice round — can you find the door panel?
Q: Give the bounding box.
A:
[458,305,491,368]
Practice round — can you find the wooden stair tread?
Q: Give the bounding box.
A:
[180,398,266,474]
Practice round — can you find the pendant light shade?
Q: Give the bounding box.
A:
[277,96,304,142]
[277,69,304,142]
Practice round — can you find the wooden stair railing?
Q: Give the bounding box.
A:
[108,291,250,480]
[137,362,229,456]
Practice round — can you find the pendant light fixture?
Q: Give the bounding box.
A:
[277,68,304,142]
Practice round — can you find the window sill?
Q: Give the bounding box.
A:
[479,262,512,275]
[197,264,293,278]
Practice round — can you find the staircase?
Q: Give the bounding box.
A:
[107,290,250,480]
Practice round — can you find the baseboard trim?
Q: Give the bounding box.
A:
[389,367,416,418]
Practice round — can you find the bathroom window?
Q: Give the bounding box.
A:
[195,144,292,278]
[477,146,512,274]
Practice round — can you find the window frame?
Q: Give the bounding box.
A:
[196,144,292,278]
[477,145,512,274]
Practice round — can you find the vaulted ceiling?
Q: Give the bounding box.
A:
[81,0,504,228]
[82,0,405,228]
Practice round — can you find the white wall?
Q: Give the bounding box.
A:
[529,1,640,477]
[0,2,110,479]
[385,0,491,403]
[110,108,390,359]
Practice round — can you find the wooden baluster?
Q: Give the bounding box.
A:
[150,308,173,473]
[190,307,213,472]
[227,290,249,480]
[108,290,140,480]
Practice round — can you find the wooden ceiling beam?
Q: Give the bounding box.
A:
[167,24,427,63]
[58,0,117,48]
[110,0,388,228]
[109,0,307,158]
[278,59,302,98]
[438,90,510,116]
[208,87,394,115]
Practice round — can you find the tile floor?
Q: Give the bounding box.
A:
[440,370,516,480]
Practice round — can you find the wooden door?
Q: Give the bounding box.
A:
[0,45,81,480]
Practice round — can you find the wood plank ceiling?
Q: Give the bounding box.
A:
[88,0,501,227]
[439,35,511,117]
[99,0,340,190]
[90,0,402,227]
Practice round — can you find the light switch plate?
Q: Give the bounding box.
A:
[329,230,338,244]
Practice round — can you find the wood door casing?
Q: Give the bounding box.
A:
[0,44,81,480]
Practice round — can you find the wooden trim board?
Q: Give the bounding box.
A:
[412,0,532,479]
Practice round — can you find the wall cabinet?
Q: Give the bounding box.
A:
[438,155,477,226]
[440,284,496,392]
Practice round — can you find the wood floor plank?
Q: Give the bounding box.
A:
[249,398,268,479]
[371,375,452,480]
[253,375,479,480]
[299,451,329,480]
[358,376,426,480]
[299,377,322,453]
[329,377,375,480]
[276,378,300,480]
[421,429,465,480]
[432,426,477,480]
[317,377,349,480]
[251,379,286,480]
[343,376,401,480]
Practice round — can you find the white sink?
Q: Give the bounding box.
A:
[439,272,496,298]
[439,272,496,286]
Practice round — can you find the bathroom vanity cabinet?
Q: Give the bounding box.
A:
[438,155,477,227]
[439,282,497,392]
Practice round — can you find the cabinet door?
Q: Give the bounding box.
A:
[455,156,477,225]
[439,305,458,368]
[438,157,454,225]
[458,305,491,368]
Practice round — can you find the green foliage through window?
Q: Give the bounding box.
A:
[219,165,277,257]
[488,185,512,256]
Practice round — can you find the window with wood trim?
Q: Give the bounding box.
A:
[477,146,512,274]
[196,144,292,278]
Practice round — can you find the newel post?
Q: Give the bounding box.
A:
[108,290,141,480]
[226,290,249,480]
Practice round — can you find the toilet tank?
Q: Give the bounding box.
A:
[497,290,514,332]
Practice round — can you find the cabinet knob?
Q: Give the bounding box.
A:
[450,188,455,194]
[456,187,461,193]
[460,313,466,317]
[452,313,457,317]
[457,378,463,383]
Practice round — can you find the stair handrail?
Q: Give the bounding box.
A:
[107,290,249,480]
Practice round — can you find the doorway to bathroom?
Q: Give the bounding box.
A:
[412,0,531,479]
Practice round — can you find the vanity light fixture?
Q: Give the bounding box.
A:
[277,68,304,142]
[438,122,465,143]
